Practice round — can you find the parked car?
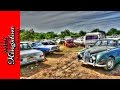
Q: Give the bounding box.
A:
[42,40,56,45]
[77,38,120,70]
[30,42,60,54]
[56,38,65,44]
[84,32,106,48]
[20,42,45,66]
[64,36,72,40]
[64,38,74,48]
[73,37,84,46]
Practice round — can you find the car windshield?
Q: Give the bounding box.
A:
[31,42,43,47]
[20,43,31,50]
[95,40,117,46]
[86,35,98,40]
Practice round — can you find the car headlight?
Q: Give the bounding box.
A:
[80,53,83,57]
[92,56,96,60]
[78,52,80,55]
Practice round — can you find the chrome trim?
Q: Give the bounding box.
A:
[80,60,106,67]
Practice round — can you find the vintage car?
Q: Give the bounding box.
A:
[41,40,56,45]
[73,37,84,46]
[30,42,60,54]
[56,38,65,44]
[77,38,120,70]
[20,42,45,66]
[64,39,74,48]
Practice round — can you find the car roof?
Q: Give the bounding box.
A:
[86,32,102,35]
[20,42,28,43]
[99,38,120,41]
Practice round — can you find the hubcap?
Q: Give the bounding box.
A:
[107,60,113,69]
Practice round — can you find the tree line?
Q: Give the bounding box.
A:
[20,28,120,41]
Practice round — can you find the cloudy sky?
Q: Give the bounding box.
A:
[21,11,120,33]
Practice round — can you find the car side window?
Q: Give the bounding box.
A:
[101,40,107,46]
[23,43,28,49]
[95,40,101,46]
[31,43,36,47]
[108,40,117,46]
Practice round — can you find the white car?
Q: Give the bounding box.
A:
[73,37,84,45]
[20,42,45,66]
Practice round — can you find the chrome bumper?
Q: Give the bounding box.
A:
[80,60,106,67]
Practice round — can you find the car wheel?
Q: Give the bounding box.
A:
[104,57,115,71]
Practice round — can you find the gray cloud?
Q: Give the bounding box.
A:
[21,11,120,33]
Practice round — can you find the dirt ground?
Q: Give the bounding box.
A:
[21,45,120,79]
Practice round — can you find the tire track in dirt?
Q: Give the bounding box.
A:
[25,52,77,79]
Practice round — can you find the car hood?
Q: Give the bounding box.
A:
[20,49,42,56]
[82,46,116,54]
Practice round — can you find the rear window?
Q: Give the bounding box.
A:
[86,35,98,40]
[20,43,31,50]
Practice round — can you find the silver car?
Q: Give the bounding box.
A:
[20,42,45,66]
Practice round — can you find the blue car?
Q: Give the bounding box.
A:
[77,38,120,70]
[30,42,59,54]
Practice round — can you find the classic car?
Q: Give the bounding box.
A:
[56,38,65,44]
[73,37,84,46]
[41,40,56,45]
[20,42,45,66]
[30,42,60,54]
[64,38,74,48]
[77,38,120,70]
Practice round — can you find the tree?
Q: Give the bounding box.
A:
[117,30,120,35]
[91,28,106,35]
[107,28,118,35]
[79,30,86,36]
[60,29,71,38]
[91,28,100,32]
[64,29,70,36]
[60,31,65,38]
[20,29,25,33]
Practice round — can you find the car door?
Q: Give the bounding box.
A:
[115,40,120,63]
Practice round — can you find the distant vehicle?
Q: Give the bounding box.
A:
[77,38,120,70]
[56,38,65,44]
[84,32,105,48]
[64,38,74,48]
[20,42,45,66]
[31,42,60,54]
[106,35,119,39]
[42,40,56,45]
[73,37,84,46]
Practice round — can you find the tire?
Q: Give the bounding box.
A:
[104,57,115,71]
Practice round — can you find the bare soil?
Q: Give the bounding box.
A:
[20,45,120,79]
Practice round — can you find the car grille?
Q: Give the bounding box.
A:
[83,51,91,62]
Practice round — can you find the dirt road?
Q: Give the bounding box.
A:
[21,45,120,79]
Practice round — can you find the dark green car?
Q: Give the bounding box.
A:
[77,38,120,70]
